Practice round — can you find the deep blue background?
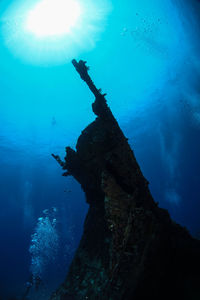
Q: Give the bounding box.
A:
[0,0,200,298]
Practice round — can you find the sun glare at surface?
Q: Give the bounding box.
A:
[26,0,81,37]
[2,0,112,65]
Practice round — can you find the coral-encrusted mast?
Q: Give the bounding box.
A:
[52,59,128,178]
[72,59,114,119]
[51,60,200,300]
[52,59,109,174]
[72,59,101,98]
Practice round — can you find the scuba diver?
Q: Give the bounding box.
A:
[22,274,43,300]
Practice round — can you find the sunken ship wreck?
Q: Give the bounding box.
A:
[51,60,200,300]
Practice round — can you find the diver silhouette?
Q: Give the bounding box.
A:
[22,274,43,299]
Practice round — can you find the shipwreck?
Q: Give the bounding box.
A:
[51,60,200,300]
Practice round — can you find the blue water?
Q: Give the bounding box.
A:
[0,0,200,298]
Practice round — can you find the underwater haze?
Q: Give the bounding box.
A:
[0,0,200,298]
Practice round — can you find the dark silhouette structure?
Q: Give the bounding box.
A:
[51,60,200,300]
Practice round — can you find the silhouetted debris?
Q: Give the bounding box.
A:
[51,60,200,300]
